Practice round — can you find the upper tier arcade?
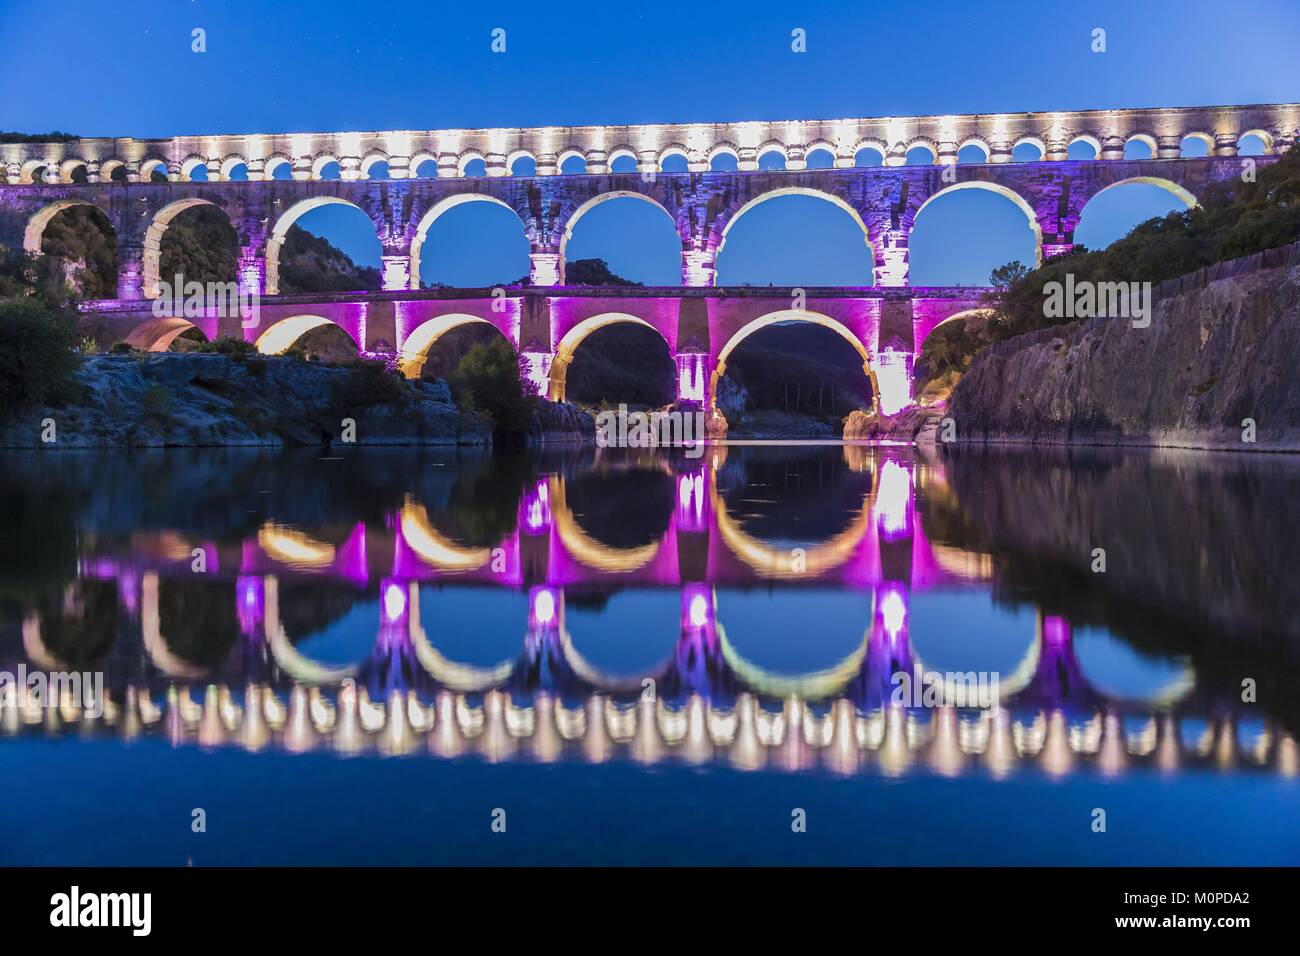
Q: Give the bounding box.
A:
[3,102,1296,184]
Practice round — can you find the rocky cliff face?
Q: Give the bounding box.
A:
[949,262,1300,451]
[0,354,489,448]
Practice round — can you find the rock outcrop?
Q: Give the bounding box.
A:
[949,257,1300,451]
[0,353,489,448]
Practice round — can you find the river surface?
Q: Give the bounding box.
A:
[1,442,1297,865]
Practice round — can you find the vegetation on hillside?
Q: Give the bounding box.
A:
[917,145,1300,395]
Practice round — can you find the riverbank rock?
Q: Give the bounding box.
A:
[843,405,947,442]
[529,400,595,443]
[0,353,489,448]
[949,260,1300,451]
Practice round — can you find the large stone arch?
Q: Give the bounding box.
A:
[254,314,358,354]
[265,196,378,295]
[398,312,513,378]
[556,189,680,284]
[915,306,996,352]
[548,312,670,401]
[124,316,210,352]
[409,194,529,290]
[143,198,231,298]
[23,197,113,255]
[1083,176,1198,211]
[710,187,877,274]
[710,308,879,414]
[908,181,1044,264]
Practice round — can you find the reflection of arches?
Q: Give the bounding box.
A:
[257,523,336,568]
[254,314,337,354]
[709,309,877,415]
[558,190,679,284]
[267,197,375,294]
[714,188,876,269]
[719,622,869,700]
[910,181,1043,263]
[558,629,673,693]
[711,471,871,579]
[548,312,670,402]
[143,198,230,298]
[399,313,507,377]
[263,576,358,685]
[409,194,528,289]
[140,573,209,679]
[550,476,660,572]
[399,499,492,571]
[404,584,517,691]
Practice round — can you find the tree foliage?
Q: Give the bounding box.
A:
[0,298,83,421]
[448,337,535,442]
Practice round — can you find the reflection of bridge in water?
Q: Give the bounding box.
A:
[7,446,1296,779]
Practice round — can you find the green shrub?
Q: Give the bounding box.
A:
[0,298,82,421]
[333,359,407,409]
[449,338,534,442]
[194,336,258,358]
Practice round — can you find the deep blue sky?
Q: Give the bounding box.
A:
[3,0,1296,285]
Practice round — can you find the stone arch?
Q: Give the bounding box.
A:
[655,144,688,169]
[99,159,126,182]
[180,155,209,181]
[916,307,995,352]
[1085,176,1198,210]
[852,139,888,165]
[804,140,837,168]
[1012,135,1046,160]
[557,189,679,283]
[756,141,788,168]
[1239,129,1275,153]
[408,151,439,178]
[19,160,50,184]
[266,196,379,295]
[707,142,740,167]
[124,316,208,352]
[607,146,638,170]
[548,312,670,401]
[1123,133,1158,158]
[311,154,341,180]
[909,181,1044,264]
[710,309,878,415]
[59,158,88,183]
[956,138,991,162]
[361,152,389,178]
[23,198,110,254]
[254,314,357,354]
[904,139,939,164]
[458,150,488,176]
[142,198,231,298]
[1068,134,1102,159]
[1180,131,1216,156]
[139,158,170,182]
[712,186,876,268]
[263,153,293,180]
[505,149,536,176]
[409,194,530,290]
[557,148,588,174]
[398,312,512,377]
[220,154,248,180]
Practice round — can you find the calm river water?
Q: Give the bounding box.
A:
[1,442,1297,864]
